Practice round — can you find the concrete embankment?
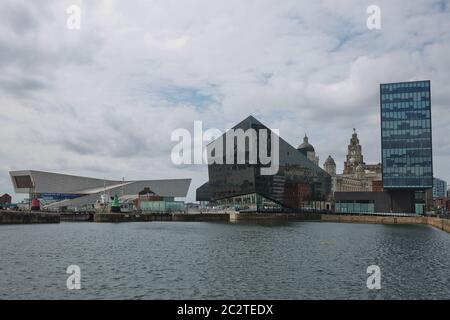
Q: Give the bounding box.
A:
[320,214,425,225]
[4,209,448,234]
[320,214,450,234]
[0,210,60,224]
[424,217,450,233]
[60,212,93,222]
[230,212,321,221]
[93,212,230,223]
[94,213,153,223]
[172,213,230,222]
[227,212,450,234]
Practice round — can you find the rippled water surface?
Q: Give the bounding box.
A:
[1,221,449,299]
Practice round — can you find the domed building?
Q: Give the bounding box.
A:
[323,155,336,176]
[297,134,319,166]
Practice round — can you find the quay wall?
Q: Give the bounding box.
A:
[425,217,450,233]
[227,212,450,234]
[320,214,450,233]
[0,211,60,224]
[172,213,230,222]
[60,213,93,222]
[94,213,153,223]
[3,210,448,234]
[320,214,425,225]
[229,212,321,221]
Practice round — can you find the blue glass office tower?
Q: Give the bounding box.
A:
[380,80,433,213]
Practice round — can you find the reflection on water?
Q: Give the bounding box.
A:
[0,221,449,299]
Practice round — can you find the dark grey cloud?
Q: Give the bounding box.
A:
[0,74,49,98]
[0,1,40,35]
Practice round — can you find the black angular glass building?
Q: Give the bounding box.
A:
[196,116,332,212]
[380,80,433,213]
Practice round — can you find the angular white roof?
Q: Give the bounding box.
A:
[9,170,191,208]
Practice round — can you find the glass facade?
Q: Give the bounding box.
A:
[196,116,332,211]
[380,80,433,189]
[140,200,185,213]
[335,201,375,214]
[215,193,282,212]
[433,177,447,198]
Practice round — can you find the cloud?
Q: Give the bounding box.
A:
[0,0,449,202]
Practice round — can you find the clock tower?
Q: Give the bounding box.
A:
[343,128,365,175]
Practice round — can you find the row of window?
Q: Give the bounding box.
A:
[381,81,430,92]
[381,91,430,102]
[382,140,432,149]
[381,101,430,111]
[381,109,431,120]
[383,159,432,168]
[335,202,375,214]
[382,148,432,156]
[384,160,432,167]
[382,130,431,139]
[383,166,432,176]
[382,120,431,130]
[383,177,433,188]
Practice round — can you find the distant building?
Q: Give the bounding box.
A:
[433,177,447,199]
[372,180,384,192]
[323,156,336,176]
[344,129,365,175]
[432,197,449,212]
[380,80,433,214]
[297,134,319,166]
[9,170,190,211]
[196,116,332,212]
[0,193,12,207]
[335,80,433,215]
[327,130,381,193]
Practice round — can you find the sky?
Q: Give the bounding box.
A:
[0,0,449,202]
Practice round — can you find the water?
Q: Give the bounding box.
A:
[0,221,449,299]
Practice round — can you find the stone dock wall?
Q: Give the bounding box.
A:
[230,212,321,221]
[0,211,60,224]
[94,213,153,223]
[2,210,449,234]
[320,214,450,233]
[172,213,230,222]
[60,212,93,222]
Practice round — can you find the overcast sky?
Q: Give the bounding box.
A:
[1,0,449,202]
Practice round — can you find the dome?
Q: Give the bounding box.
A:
[324,155,335,165]
[297,135,315,154]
